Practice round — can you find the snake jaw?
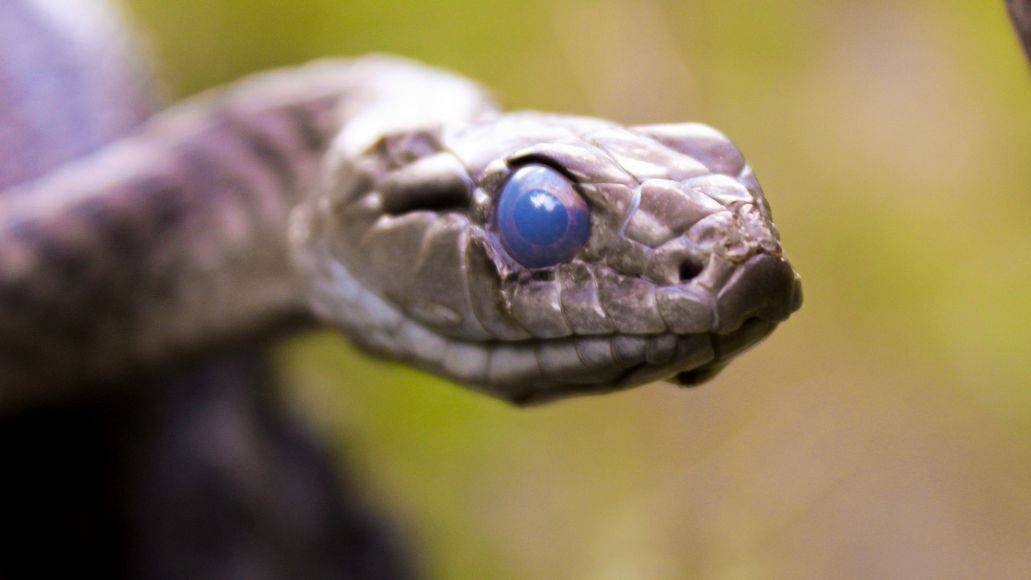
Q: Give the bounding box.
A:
[296,110,801,403]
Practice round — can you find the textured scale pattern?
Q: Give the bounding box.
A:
[1,55,800,407]
[296,92,801,403]
[0,65,350,403]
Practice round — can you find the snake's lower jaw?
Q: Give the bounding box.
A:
[669,263,803,390]
[668,318,778,388]
[510,322,773,405]
[513,322,786,405]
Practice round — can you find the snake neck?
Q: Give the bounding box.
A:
[0,57,493,408]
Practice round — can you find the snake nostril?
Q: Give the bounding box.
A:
[678,257,704,282]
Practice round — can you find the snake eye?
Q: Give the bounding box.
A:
[496,164,590,269]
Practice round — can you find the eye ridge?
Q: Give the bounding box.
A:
[506,154,581,184]
[496,164,590,269]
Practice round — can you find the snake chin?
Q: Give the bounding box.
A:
[670,317,777,388]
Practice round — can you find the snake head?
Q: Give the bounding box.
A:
[293,110,801,404]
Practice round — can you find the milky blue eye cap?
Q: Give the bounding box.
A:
[512,191,568,245]
[497,165,590,268]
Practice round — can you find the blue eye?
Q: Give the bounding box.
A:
[496,164,590,268]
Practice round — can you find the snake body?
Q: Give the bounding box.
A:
[1,5,417,576]
[0,52,801,408]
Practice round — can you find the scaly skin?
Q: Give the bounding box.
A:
[0,6,414,576]
[0,62,350,404]
[0,56,801,408]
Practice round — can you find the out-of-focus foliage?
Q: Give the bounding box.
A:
[126,0,1031,577]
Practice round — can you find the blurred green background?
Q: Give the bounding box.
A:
[125,1,1031,577]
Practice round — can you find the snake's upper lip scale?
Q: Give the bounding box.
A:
[710,254,802,334]
[493,251,801,344]
[642,251,801,338]
[515,307,790,401]
[547,252,801,401]
[515,319,772,404]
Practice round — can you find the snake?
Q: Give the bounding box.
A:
[0,22,801,412]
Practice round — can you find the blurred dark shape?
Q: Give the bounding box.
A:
[1008,0,1031,63]
[130,355,412,579]
[0,354,412,579]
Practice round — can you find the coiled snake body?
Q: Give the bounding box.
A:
[0,42,801,409]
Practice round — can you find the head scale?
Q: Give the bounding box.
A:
[292,65,801,404]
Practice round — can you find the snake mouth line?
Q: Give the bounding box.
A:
[620,317,775,387]
[509,316,775,405]
[670,317,776,387]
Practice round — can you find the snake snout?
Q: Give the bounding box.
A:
[714,253,801,334]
